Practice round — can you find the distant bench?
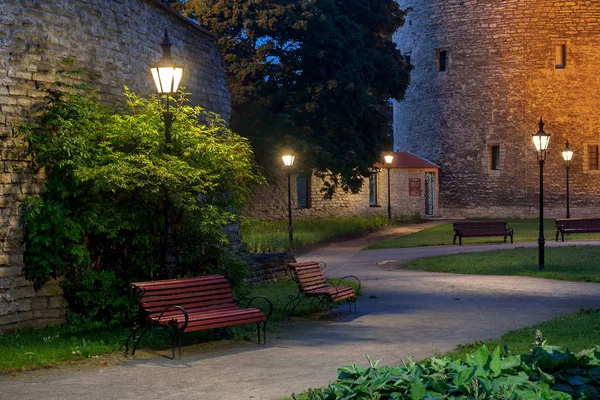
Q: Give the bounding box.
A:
[453,221,514,245]
[555,218,600,241]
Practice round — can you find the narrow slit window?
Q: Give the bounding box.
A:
[491,145,500,170]
[369,173,378,206]
[296,174,311,208]
[555,44,566,69]
[438,50,447,72]
[588,145,599,170]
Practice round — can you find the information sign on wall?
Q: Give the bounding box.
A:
[409,178,422,196]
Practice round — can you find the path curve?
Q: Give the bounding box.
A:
[1,223,599,400]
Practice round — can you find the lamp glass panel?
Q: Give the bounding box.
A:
[384,155,394,164]
[533,134,550,152]
[562,149,573,161]
[172,67,183,93]
[282,155,295,166]
[158,67,176,93]
[151,68,162,92]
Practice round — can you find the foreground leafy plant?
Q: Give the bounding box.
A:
[292,332,600,399]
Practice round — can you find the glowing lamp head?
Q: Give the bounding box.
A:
[384,155,394,165]
[151,30,184,94]
[282,155,295,167]
[532,117,550,160]
[562,140,573,165]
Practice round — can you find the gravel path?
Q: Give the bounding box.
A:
[1,222,599,400]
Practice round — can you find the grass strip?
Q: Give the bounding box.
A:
[367,218,600,249]
[242,215,421,252]
[445,308,600,360]
[403,245,600,282]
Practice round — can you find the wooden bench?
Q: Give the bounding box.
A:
[453,221,514,245]
[124,275,272,359]
[283,261,360,319]
[555,218,600,241]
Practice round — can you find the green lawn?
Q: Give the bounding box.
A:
[445,308,600,360]
[367,218,600,249]
[403,245,600,282]
[242,215,421,252]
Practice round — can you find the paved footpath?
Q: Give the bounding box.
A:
[2,223,599,400]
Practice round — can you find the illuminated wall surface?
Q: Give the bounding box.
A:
[0,0,229,330]
[393,0,600,217]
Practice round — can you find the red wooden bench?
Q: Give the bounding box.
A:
[124,275,272,359]
[453,221,514,245]
[555,218,600,241]
[283,261,360,319]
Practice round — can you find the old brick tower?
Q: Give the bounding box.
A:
[393,0,600,217]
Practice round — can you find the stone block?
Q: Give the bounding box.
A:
[16,299,31,312]
[33,309,63,319]
[31,298,48,310]
[48,296,66,309]
[7,286,35,300]
[36,282,63,297]
[0,311,33,325]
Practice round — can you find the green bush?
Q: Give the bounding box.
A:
[19,73,263,324]
[292,332,600,399]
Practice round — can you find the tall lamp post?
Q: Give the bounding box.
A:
[151,29,184,278]
[282,154,295,250]
[532,117,550,271]
[562,141,573,219]
[384,154,394,220]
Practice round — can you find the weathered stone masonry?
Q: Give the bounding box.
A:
[0,0,231,330]
[393,0,600,218]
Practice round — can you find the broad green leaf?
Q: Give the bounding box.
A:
[409,377,426,400]
[490,346,502,377]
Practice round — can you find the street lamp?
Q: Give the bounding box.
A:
[532,117,550,271]
[384,154,394,220]
[562,140,573,219]
[282,154,295,250]
[151,29,184,278]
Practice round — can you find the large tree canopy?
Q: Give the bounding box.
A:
[169,0,410,196]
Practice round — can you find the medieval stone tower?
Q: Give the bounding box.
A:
[393,0,600,217]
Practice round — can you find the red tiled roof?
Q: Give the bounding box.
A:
[374,152,439,169]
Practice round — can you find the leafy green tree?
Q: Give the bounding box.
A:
[170,0,410,196]
[20,84,262,324]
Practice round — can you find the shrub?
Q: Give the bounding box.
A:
[19,77,263,323]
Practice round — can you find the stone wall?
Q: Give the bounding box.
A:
[246,253,296,285]
[0,0,230,330]
[242,168,440,220]
[393,0,600,218]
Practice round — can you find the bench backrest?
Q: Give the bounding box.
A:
[556,218,600,229]
[453,221,508,232]
[131,275,236,316]
[288,262,328,292]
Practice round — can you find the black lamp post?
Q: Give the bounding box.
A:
[532,117,550,271]
[562,140,573,219]
[282,154,295,250]
[384,154,394,220]
[151,29,184,278]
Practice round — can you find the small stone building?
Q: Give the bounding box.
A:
[0,0,230,331]
[242,152,440,220]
